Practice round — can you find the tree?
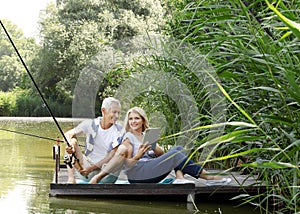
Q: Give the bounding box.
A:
[0,20,38,92]
[35,0,168,100]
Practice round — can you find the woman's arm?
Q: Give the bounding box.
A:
[123,139,150,168]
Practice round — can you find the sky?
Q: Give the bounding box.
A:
[0,0,53,38]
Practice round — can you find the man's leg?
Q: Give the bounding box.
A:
[66,138,85,183]
[67,167,76,184]
[89,145,127,184]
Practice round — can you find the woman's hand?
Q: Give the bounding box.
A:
[153,144,164,156]
[134,143,151,160]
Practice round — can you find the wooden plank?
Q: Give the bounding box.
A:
[194,184,267,195]
[50,167,267,201]
[49,183,195,197]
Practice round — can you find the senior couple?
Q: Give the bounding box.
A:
[65,97,231,185]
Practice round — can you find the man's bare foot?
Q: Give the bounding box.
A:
[89,177,98,184]
[67,178,76,184]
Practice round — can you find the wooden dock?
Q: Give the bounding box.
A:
[49,165,266,202]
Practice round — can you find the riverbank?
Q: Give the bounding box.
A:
[0,117,87,122]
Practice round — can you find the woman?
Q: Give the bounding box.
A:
[90,107,231,184]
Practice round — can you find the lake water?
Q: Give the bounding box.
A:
[0,118,261,214]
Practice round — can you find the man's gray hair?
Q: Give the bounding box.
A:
[101,97,121,110]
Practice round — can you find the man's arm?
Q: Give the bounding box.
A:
[64,126,86,154]
[65,119,92,150]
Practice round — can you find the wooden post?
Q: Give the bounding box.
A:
[54,137,61,184]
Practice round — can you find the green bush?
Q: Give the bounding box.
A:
[0,91,16,116]
[0,88,72,117]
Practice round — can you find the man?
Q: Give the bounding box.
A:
[64,97,123,184]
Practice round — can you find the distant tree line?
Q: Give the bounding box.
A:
[0,0,169,116]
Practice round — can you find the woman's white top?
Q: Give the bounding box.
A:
[123,132,155,161]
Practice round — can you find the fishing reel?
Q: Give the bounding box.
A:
[64,154,83,171]
[63,154,73,168]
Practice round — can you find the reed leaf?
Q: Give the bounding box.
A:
[246,161,298,169]
[199,147,280,164]
[161,121,257,139]
[265,0,300,40]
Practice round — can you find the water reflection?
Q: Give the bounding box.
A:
[0,119,66,213]
[0,118,260,214]
[0,185,34,213]
[49,197,194,214]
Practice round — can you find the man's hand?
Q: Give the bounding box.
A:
[65,146,74,154]
[79,168,90,177]
[79,165,97,177]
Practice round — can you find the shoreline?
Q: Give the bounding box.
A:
[0,117,88,122]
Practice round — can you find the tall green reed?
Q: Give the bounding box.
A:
[164,0,299,213]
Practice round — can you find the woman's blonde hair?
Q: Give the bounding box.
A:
[124,107,149,132]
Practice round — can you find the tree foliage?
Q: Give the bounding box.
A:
[0,20,38,92]
[34,0,168,100]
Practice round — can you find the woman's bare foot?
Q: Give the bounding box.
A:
[175,170,185,179]
[89,172,104,184]
[199,169,224,180]
[199,169,231,185]
[173,170,195,184]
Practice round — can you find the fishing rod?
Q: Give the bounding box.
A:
[0,20,82,169]
[0,20,69,145]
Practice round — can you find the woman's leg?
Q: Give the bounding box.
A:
[174,157,202,178]
[128,172,170,183]
[174,155,229,181]
[126,146,188,183]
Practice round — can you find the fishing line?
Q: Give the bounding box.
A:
[0,127,84,146]
[0,20,70,146]
[0,127,64,142]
